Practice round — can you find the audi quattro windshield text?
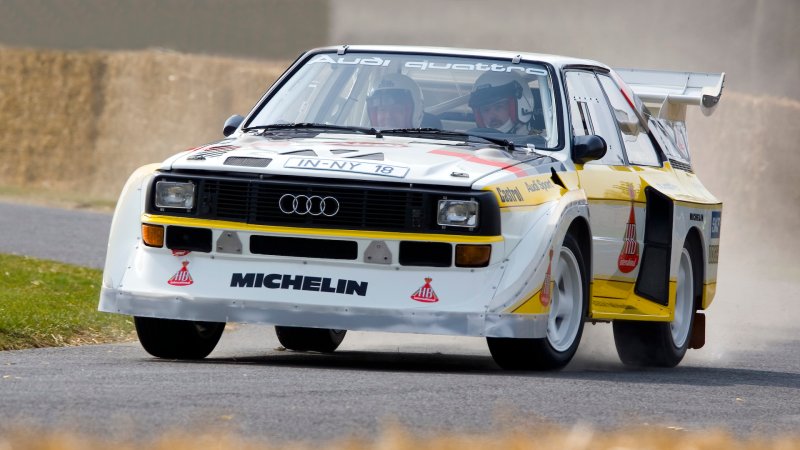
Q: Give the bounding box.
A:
[230,273,368,296]
[306,54,549,76]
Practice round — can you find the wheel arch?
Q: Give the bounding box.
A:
[566,216,592,279]
[683,226,705,311]
[103,163,161,290]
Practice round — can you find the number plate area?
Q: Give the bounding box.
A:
[284,157,410,178]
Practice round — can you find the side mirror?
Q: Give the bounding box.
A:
[223,114,244,137]
[572,135,607,164]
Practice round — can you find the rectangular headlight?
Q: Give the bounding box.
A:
[437,199,479,228]
[155,181,195,209]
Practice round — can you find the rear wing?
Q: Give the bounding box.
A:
[614,68,725,121]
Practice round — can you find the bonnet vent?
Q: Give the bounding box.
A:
[223,157,272,168]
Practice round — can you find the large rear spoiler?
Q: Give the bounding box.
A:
[614,68,725,121]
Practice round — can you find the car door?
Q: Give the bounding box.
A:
[565,69,666,320]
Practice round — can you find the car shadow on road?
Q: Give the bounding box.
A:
[159,349,800,390]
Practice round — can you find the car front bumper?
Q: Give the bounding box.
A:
[100,286,548,338]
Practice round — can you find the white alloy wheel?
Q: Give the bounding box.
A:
[671,248,694,348]
[547,246,584,352]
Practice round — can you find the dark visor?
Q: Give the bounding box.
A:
[367,89,413,108]
[468,81,521,108]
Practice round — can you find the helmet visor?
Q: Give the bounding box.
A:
[367,88,414,108]
[468,81,521,108]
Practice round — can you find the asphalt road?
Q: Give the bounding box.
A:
[0,201,111,269]
[0,201,798,441]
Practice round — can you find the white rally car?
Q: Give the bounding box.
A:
[99,45,724,370]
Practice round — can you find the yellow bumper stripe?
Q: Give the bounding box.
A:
[142,214,503,244]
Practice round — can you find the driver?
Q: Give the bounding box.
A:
[366,73,425,129]
[468,71,535,134]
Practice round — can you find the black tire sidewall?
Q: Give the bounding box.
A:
[612,238,699,367]
[134,316,224,359]
[275,326,346,352]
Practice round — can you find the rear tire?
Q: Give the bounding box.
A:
[613,242,698,367]
[134,317,225,360]
[487,233,588,370]
[275,326,346,353]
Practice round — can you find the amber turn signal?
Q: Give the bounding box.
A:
[141,223,165,247]
[455,244,491,267]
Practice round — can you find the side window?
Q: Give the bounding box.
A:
[597,74,661,167]
[565,71,625,165]
[570,100,595,136]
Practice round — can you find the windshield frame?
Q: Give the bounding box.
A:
[242,48,565,151]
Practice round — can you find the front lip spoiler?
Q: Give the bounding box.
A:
[99,287,548,338]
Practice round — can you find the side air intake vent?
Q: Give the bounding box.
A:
[669,159,693,173]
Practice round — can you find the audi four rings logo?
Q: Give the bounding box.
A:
[278,194,340,216]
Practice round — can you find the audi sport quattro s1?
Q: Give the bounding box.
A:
[99,45,725,370]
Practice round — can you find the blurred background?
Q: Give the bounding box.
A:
[0,0,797,355]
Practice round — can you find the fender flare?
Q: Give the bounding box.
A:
[488,189,590,314]
[102,164,160,291]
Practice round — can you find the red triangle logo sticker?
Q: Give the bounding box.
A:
[411,278,439,303]
[618,186,640,273]
[168,261,194,286]
[540,249,553,306]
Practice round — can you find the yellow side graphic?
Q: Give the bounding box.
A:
[702,282,717,309]
[484,174,563,208]
[590,278,674,321]
[508,284,552,315]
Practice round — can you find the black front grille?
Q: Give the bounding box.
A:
[149,174,501,235]
[197,179,425,231]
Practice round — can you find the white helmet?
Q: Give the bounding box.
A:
[367,73,424,128]
[468,71,535,131]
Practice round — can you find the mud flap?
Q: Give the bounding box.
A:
[634,187,673,306]
[689,312,706,349]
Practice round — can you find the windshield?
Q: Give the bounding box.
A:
[248,52,561,149]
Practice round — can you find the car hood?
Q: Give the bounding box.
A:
[163,133,552,187]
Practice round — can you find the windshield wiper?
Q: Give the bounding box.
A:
[379,128,515,151]
[243,123,381,137]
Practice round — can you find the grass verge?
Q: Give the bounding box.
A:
[0,254,134,350]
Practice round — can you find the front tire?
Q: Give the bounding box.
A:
[275,326,346,353]
[613,242,697,367]
[134,317,225,360]
[487,233,588,370]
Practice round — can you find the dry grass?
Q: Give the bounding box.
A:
[0,425,797,450]
[0,46,287,199]
[0,184,117,211]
